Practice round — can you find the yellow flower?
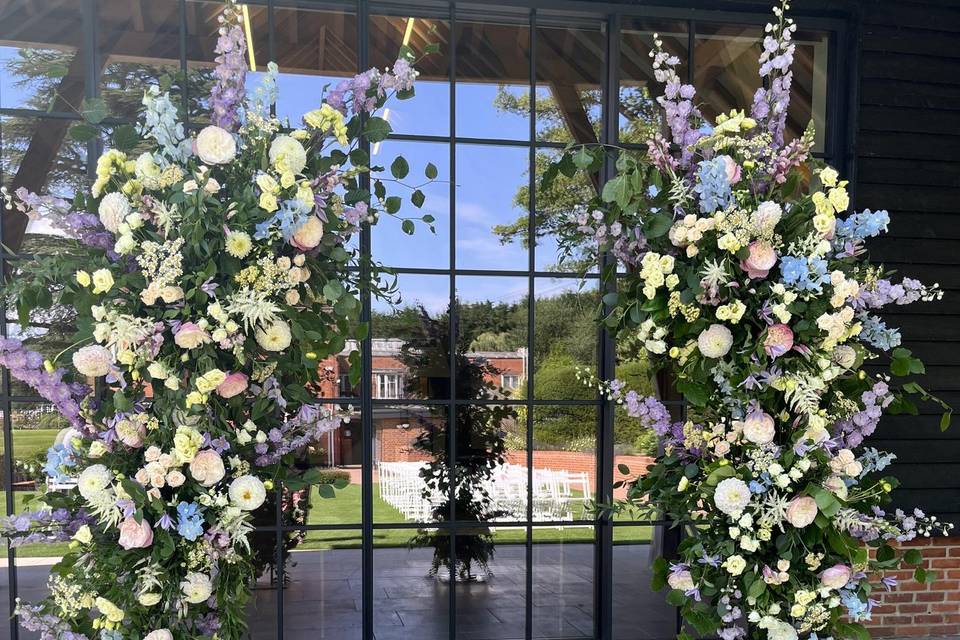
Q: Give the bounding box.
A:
[256,173,279,194]
[259,192,278,212]
[296,182,314,208]
[173,426,203,463]
[91,269,114,294]
[304,104,348,145]
[95,597,124,623]
[225,231,253,258]
[185,391,207,409]
[811,191,832,215]
[828,186,849,213]
[280,172,296,189]
[195,369,227,394]
[812,212,835,235]
[75,270,92,287]
[819,166,839,187]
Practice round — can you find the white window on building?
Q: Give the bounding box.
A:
[501,374,521,391]
[375,373,404,399]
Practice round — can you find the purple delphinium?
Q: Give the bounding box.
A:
[0,338,89,432]
[751,6,797,148]
[209,5,247,131]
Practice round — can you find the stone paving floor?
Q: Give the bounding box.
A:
[1,543,677,640]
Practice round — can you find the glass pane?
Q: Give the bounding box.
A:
[619,19,688,144]
[533,278,598,401]
[372,139,450,270]
[285,529,363,639]
[273,4,358,125]
[294,403,362,527]
[790,29,830,153]
[0,0,87,112]
[372,274,451,401]
[455,13,531,141]
[0,114,89,200]
[455,525,529,637]
[375,406,449,525]
[98,0,182,120]
[534,147,598,272]
[531,527,595,637]
[613,354,659,488]
[612,525,676,640]
[535,20,604,144]
[370,15,450,137]
[184,0,269,124]
[532,406,596,522]
[247,530,283,640]
[374,529,448,640]
[6,321,78,398]
[455,404,523,526]
[455,144,530,271]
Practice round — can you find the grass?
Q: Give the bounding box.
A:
[1,429,61,459]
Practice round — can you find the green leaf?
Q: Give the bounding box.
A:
[747,577,766,599]
[601,176,631,210]
[46,63,69,78]
[941,411,952,432]
[401,219,415,235]
[676,380,709,407]
[705,465,735,486]
[572,147,594,170]
[384,196,402,214]
[643,214,673,239]
[914,566,928,583]
[349,148,370,166]
[323,281,344,301]
[876,544,895,563]
[425,162,438,179]
[424,42,441,55]
[363,117,392,143]
[111,124,139,151]
[411,189,425,208]
[903,548,923,565]
[665,589,687,606]
[68,122,98,142]
[390,156,409,179]
[617,463,630,475]
[80,97,108,124]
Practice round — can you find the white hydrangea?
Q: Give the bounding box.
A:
[714,477,751,517]
[72,344,114,377]
[98,192,130,234]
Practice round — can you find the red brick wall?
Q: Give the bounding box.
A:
[866,537,960,637]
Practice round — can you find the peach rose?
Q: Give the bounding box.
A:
[740,241,777,279]
[166,469,186,488]
[763,323,794,359]
[216,372,249,399]
[189,449,226,487]
[174,322,211,349]
[118,516,154,550]
[291,216,324,250]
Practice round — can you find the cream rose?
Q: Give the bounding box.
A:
[785,496,818,528]
[742,410,775,445]
[195,125,236,164]
[189,449,226,487]
[144,630,172,640]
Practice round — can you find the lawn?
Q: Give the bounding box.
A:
[5,483,652,558]
[1,428,61,458]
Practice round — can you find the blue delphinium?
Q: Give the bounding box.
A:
[835,208,890,243]
[779,256,830,292]
[176,501,205,541]
[44,443,76,483]
[693,156,732,213]
[859,314,901,350]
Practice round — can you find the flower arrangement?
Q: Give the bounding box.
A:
[548,3,954,639]
[0,1,435,637]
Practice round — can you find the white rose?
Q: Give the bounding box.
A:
[195,125,236,164]
[114,234,137,255]
[667,570,695,592]
[722,554,747,576]
[144,630,172,640]
[255,320,292,352]
[697,324,733,359]
[268,135,307,175]
[98,192,130,233]
[229,475,267,511]
[714,477,751,518]
[759,617,798,640]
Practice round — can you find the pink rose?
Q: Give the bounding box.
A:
[739,241,777,279]
[166,469,186,488]
[216,372,249,399]
[820,564,852,590]
[116,419,145,448]
[118,517,154,550]
[174,322,210,349]
[764,323,794,359]
[742,410,775,445]
[785,496,818,528]
[721,155,742,184]
[189,449,226,487]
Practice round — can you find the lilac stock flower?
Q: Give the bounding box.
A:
[832,381,893,448]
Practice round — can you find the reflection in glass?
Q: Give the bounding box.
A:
[372,140,450,270]
[98,0,182,119]
[619,20,688,144]
[533,278,598,400]
[369,15,450,137]
[532,528,595,638]
[0,0,86,112]
[455,144,529,271]
[612,527,676,640]
[373,530,445,640]
[455,14,530,141]
[272,5,357,124]
[532,406,596,521]
[246,531,283,640]
[788,29,830,152]
[533,147,600,272]
[535,21,604,144]
[454,527,528,639]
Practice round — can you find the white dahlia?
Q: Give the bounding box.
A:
[98,192,130,234]
[180,572,213,604]
[697,324,733,359]
[714,477,751,518]
[78,464,112,500]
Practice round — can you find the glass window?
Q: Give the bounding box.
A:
[375,372,404,399]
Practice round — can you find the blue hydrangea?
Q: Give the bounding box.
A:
[859,314,901,351]
[176,501,205,541]
[841,590,872,622]
[693,157,732,213]
[43,444,76,483]
[835,209,890,243]
[779,255,830,292]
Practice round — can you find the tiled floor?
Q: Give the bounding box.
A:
[2,543,677,640]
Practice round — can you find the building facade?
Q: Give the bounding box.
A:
[0,0,958,639]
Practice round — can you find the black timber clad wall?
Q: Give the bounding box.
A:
[853,0,960,527]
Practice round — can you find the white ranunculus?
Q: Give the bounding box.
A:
[742,410,775,445]
[78,464,112,500]
[697,324,734,359]
[180,572,213,604]
[229,475,267,511]
[98,192,130,233]
[714,477,751,518]
[255,320,292,352]
[195,125,236,164]
[759,617,798,640]
[72,344,113,377]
